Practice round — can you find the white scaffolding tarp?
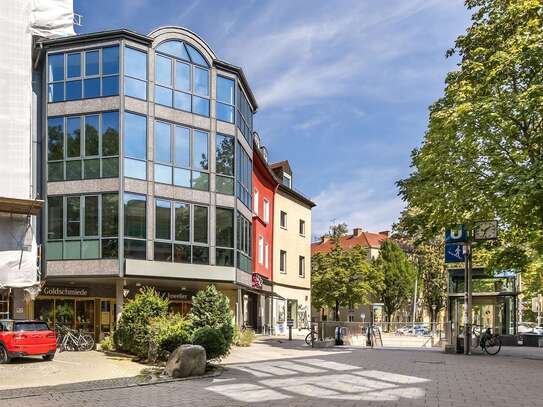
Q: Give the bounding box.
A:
[29,0,75,38]
[0,215,38,289]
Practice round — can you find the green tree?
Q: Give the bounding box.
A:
[312,224,383,320]
[397,0,543,273]
[374,240,417,326]
[189,285,234,345]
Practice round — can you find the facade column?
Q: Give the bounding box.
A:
[12,288,26,320]
[115,278,124,322]
[237,287,242,327]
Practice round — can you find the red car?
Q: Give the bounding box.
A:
[0,320,57,363]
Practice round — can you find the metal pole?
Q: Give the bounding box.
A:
[464,240,472,355]
[412,257,419,332]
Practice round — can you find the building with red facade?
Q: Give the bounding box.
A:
[247,136,277,332]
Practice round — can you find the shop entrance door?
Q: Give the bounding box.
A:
[243,293,258,328]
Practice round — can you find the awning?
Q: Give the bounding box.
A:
[0,197,43,216]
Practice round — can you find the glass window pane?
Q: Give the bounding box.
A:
[46,241,63,260]
[48,117,64,161]
[66,80,82,100]
[84,196,99,236]
[174,244,191,263]
[83,159,100,179]
[124,239,146,260]
[125,77,147,100]
[216,134,234,175]
[102,111,119,156]
[174,202,190,242]
[66,196,81,237]
[66,117,81,158]
[67,53,81,78]
[82,240,100,259]
[216,208,234,248]
[192,171,209,191]
[48,162,64,181]
[174,91,191,112]
[66,160,82,180]
[102,75,119,96]
[47,196,63,240]
[101,193,119,237]
[174,167,191,188]
[64,241,81,260]
[154,164,172,184]
[84,78,100,98]
[124,47,147,80]
[192,246,209,265]
[216,175,234,195]
[155,85,173,107]
[174,126,190,167]
[124,112,147,159]
[102,46,119,75]
[155,199,171,240]
[175,61,190,91]
[193,67,209,96]
[185,43,208,66]
[156,55,172,86]
[217,76,235,104]
[156,40,189,61]
[217,104,234,123]
[193,206,208,244]
[124,158,146,180]
[154,242,172,262]
[84,115,99,156]
[48,83,64,102]
[155,121,171,163]
[85,51,99,76]
[192,130,208,170]
[216,248,234,267]
[48,53,64,82]
[102,157,119,177]
[124,193,146,239]
[101,239,118,258]
[192,96,209,116]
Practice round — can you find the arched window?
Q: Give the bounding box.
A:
[154,40,210,117]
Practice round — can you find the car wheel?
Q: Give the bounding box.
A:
[0,345,11,364]
[43,354,55,361]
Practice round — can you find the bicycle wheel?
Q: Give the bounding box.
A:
[79,334,95,351]
[305,331,315,345]
[484,335,502,355]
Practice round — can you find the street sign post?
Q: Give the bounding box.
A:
[532,295,542,327]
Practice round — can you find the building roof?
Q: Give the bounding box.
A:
[311,229,389,255]
[270,160,292,175]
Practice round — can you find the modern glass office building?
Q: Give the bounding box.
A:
[34,27,258,339]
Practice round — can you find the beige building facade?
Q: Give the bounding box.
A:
[270,162,315,334]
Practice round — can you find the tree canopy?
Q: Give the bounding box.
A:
[397,0,543,275]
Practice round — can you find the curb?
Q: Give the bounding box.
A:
[0,365,224,401]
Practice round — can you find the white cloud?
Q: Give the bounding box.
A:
[311,169,405,238]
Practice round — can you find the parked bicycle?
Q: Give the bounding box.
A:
[55,325,95,352]
[473,326,501,355]
[305,327,317,345]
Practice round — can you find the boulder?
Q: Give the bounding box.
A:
[165,344,206,378]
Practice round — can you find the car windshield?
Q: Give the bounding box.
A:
[13,322,50,332]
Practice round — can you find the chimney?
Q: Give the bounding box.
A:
[353,228,364,237]
[379,230,390,237]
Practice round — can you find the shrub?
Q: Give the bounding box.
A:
[114,287,169,358]
[235,328,255,347]
[192,326,229,361]
[100,334,115,351]
[149,314,192,361]
[189,285,234,350]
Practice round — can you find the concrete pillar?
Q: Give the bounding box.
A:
[115,279,124,322]
[12,288,26,320]
[237,287,242,327]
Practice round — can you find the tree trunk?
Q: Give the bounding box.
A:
[335,300,340,321]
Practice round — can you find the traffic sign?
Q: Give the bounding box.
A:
[445,225,467,243]
[445,243,465,263]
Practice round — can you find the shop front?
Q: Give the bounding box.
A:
[33,285,116,341]
[239,273,273,333]
[272,284,311,335]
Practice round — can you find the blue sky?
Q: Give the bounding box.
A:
[75,0,471,239]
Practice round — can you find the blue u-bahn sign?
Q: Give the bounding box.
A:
[445,243,465,263]
[445,225,467,243]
